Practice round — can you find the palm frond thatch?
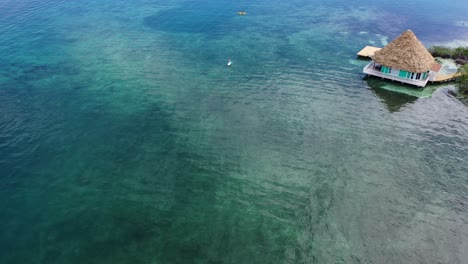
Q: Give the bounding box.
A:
[373,30,435,73]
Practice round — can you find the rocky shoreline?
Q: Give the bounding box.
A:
[429,46,468,106]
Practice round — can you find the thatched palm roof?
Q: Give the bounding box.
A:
[373,30,435,73]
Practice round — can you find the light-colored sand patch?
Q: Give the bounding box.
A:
[376,34,388,46]
[366,34,389,47]
[436,58,459,74]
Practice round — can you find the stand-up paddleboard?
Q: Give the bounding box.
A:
[227,58,232,67]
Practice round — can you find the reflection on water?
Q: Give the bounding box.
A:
[365,77,418,112]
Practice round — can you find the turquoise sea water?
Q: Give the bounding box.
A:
[1,0,468,263]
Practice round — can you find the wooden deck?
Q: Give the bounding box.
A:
[357,46,381,58]
[433,72,462,83]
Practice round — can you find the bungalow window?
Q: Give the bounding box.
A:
[411,72,415,79]
[399,70,408,78]
[422,72,428,79]
[416,72,421,79]
[374,63,382,71]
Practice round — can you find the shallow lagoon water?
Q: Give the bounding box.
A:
[0,0,468,263]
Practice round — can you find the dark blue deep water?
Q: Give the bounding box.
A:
[1,0,467,263]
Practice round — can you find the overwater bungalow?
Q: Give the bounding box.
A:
[363,30,441,87]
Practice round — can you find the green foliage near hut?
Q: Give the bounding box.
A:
[428,46,468,64]
[456,64,468,98]
[429,45,468,105]
[429,46,453,58]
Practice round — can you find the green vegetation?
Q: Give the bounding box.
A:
[429,46,468,64]
[456,64,468,98]
[429,46,453,58]
[429,46,468,105]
